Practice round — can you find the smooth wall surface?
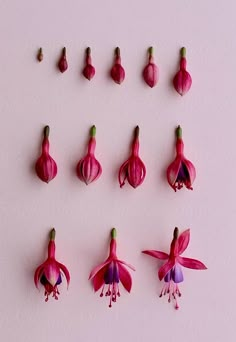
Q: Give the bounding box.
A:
[0,1,235,341]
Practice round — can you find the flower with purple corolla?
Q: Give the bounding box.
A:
[173,47,192,96]
[110,47,125,84]
[143,227,207,310]
[119,126,146,188]
[83,47,95,80]
[35,125,57,183]
[167,125,196,191]
[143,47,159,88]
[58,47,68,73]
[76,125,102,185]
[34,229,70,302]
[89,228,135,308]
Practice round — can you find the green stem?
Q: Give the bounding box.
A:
[176,125,182,139]
[134,125,140,138]
[90,125,96,137]
[50,228,56,241]
[148,46,154,57]
[111,228,117,239]
[44,125,50,138]
[180,47,186,58]
[115,47,120,57]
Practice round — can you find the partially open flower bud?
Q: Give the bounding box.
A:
[83,47,96,80]
[119,126,146,188]
[110,47,125,84]
[35,126,57,183]
[76,125,102,185]
[143,47,159,88]
[58,47,68,73]
[173,47,192,96]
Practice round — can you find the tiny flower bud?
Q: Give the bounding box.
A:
[58,47,68,73]
[110,47,125,84]
[83,47,96,80]
[173,47,192,96]
[37,48,43,62]
[143,47,159,88]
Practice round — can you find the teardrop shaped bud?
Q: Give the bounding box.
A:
[143,47,159,88]
[110,47,125,84]
[83,47,96,80]
[58,47,68,73]
[173,47,192,96]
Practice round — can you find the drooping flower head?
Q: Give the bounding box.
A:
[35,125,58,183]
[83,47,96,80]
[34,229,70,302]
[143,46,159,88]
[89,228,135,308]
[58,47,68,73]
[143,227,207,309]
[167,126,196,191]
[119,126,146,188]
[76,125,102,185]
[110,47,125,84]
[173,47,192,96]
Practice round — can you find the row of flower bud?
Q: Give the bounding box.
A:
[37,46,192,95]
[35,125,196,192]
[34,227,206,310]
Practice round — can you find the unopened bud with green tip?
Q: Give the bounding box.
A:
[111,47,125,84]
[83,47,96,80]
[173,46,192,96]
[143,46,159,88]
[58,47,68,73]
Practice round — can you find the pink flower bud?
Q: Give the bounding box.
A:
[58,47,68,73]
[167,126,196,191]
[173,47,192,96]
[83,47,96,80]
[119,126,146,188]
[143,47,159,88]
[110,47,125,84]
[35,126,57,183]
[76,125,102,185]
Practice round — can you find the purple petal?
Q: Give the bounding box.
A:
[104,262,119,284]
[176,162,190,182]
[164,270,171,283]
[171,264,184,283]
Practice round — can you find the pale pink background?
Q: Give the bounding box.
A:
[0,1,235,341]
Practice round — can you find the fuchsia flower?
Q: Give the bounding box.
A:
[167,125,196,191]
[83,47,96,80]
[143,227,207,310]
[173,47,192,96]
[58,47,68,73]
[143,47,159,88]
[76,125,102,185]
[110,47,125,84]
[35,125,57,183]
[34,229,70,302]
[89,228,135,308]
[119,126,146,188]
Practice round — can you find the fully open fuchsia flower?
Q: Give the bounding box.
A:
[167,125,196,191]
[76,125,102,185]
[34,229,70,302]
[82,47,95,80]
[143,46,159,88]
[119,126,146,188]
[143,227,207,310]
[35,125,57,183]
[58,47,68,73]
[110,47,125,84]
[173,47,192,96]
[89,228,135,308]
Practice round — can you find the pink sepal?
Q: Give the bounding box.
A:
[118,263,132,292]
[177,229,190,255]
[158,259,175,281]
[178,256,207,270]
[58,262,71,287]
[88,259,111,280]
[142,250,169,260]
[116,259,136,271]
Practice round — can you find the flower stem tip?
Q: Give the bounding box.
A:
[111,228,117,239]
[44,125,50,138]
[180,47,186,58]
[90,125,96,137]
[50,228,56,241]
[176,125,182,139]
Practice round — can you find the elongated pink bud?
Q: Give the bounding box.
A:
[58,47,68,73]
[143,47,159,88]
[111,47,125,84]
[35,126,57,183]
[119,126,146,188]
[173,47,192,96]
[83,47,96,80]
[76,125,102,185]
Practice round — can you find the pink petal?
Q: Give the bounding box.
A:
[158,259,175,281]
[118,263,132,292]
[177,229,190,255]
[142,250,169,260]
[116,259,136,271]
[58,262,70,287]
[34,263,45,288]
[89,259,111,280]
[92,265,108,291]
[167,157,182,187]
[178,256,207,270]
